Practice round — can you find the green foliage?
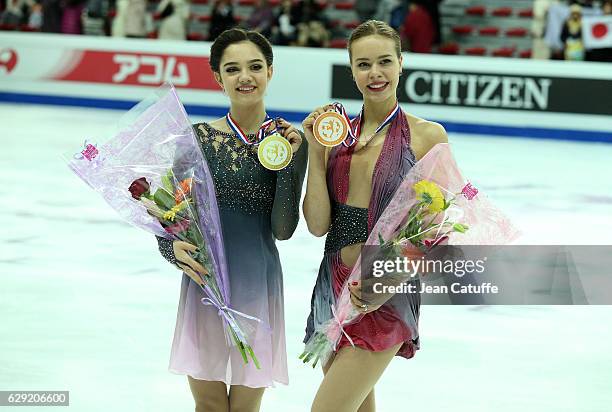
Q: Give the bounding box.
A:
[153,188,175,210]
[161,169,174,193]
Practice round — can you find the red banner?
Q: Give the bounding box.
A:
[53,50,221,90]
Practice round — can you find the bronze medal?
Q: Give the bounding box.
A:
[313,112,349,147]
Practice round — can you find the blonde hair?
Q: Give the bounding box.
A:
[348,20,402,62]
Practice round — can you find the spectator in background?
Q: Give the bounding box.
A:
[544,0,600,59]
[560,4,585,60]
[112,0,148,38]
[272,0,299,45]
[41,0,63,32]
[295,0,326,26]
[544,0,572,59]
[532,0,554,59]
[415,0,442,47]
[373,0,406,30]
[245,0,274,39]
[1,0,36,27]
[355,0,377,22]
[428,0,442,47]
[157,0,190,40]
[82,0,110,36]
[61,0,86,34]
[28,1,43,28]
[401,0,439,53]
[296,19,329,47]
[295,0,330,47]
[209,0,235,41]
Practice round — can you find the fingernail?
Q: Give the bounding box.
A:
[351,281,358,286]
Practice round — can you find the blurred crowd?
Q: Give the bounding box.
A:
[0,0,186,38]
[0,0,441,50]
[0,0,609,62]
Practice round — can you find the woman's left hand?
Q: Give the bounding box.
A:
[348,280,382,314]
[275,118,303,154]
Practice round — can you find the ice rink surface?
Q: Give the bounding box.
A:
[1,103,612,411]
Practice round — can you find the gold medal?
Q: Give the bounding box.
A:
[257,133,292,171]
[313,111,349,147]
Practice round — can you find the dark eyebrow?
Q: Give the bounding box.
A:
[223,59,265,67]
[355,54,393,62]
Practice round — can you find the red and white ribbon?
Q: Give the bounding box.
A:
[333,102,401,147]
[226,113,278,145]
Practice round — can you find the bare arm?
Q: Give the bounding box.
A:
[303,145,331,237]
[302,106,333,237]
[270,122,308,241]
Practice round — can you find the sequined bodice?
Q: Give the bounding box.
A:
[157,122,307,261]
[324,201,368,253]
[194,122,276,215]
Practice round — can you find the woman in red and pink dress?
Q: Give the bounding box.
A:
[302,20,448,412]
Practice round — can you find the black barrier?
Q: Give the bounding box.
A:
[331,65,612,116]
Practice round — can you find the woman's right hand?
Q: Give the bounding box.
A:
[302,105,334,153]
[173,240,208,287]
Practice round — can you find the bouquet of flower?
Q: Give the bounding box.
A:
[128,173,211,279]
[377,179,472,258]
[300,143,520,367]
[66,83,260,368]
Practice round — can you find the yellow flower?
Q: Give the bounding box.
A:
[413,180,445,213]
[163,201,188,222]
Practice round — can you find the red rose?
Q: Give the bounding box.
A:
[129,177,150,200]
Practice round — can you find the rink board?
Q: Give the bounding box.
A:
[0,32,611,141]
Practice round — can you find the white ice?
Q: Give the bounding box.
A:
[1,103,612,412]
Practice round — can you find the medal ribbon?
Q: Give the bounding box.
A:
[333,102,400,147]
[226,113,278,145]
[331,102,358,147]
